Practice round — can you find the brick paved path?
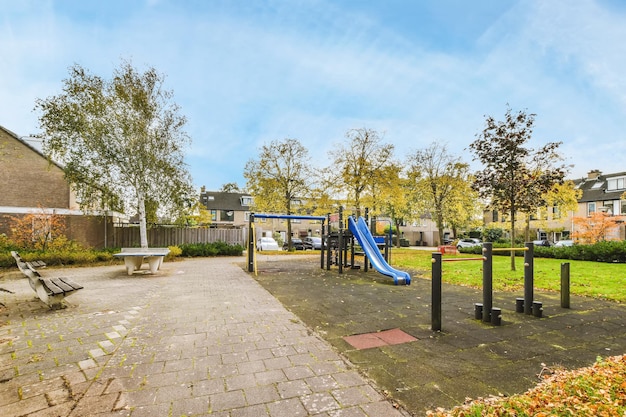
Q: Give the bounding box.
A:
[0,257,408,416]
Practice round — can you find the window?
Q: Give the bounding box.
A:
[207,196,215,200]
[244,212,251,221]
[622,201,626,215]
[551,206,561,219]
[607,177,625,191]
[587,202,596,216]
[602,201,614,215]
[210,210,217,221]
[221,210,234,221]
[492,211,498,222]
[240,196,253,206]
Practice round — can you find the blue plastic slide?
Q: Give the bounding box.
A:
[348,216,411,285]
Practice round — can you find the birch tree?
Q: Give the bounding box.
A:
[35,61,195,249]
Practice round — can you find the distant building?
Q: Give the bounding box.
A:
[199,187,253,227]
[483,169,626,242]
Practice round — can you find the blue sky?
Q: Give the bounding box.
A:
[2,0,626,191]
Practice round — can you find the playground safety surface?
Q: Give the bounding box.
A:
[252,255,626,416]
[0,254,624,417]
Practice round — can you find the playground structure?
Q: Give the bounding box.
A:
[323,207,410,285]
[431,242,573,331]
[247,207,411,285]
[247,213,327,274]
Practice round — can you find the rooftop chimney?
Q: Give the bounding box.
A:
[587,170,601,179]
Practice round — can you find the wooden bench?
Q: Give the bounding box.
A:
[113,247,170,275]
[10,251,84,309]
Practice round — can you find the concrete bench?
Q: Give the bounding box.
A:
[113,248,170,275]
[10,251,84,309]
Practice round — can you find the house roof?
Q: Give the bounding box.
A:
[200,191,253,211]
[573,171,626,203]
[0,125,64,171]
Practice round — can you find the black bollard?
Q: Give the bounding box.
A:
[524,242,534,315]
[431,252,442,331]
[561,262,570,309]
[482,243,493,323]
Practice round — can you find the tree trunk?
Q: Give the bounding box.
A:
[137,189,149,249]
[394,218,402,248]
[436,212,445,246]
[509,209,516,271]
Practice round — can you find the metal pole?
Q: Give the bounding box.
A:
[561,262,570,308]
[482,242,492,323]
[320,218,326,270]
[431,252,442,331]
[247,213,255,272]
[326,214,332,270]
[524,242,534,315]
[338,207,343,274]
[364,209,369,272]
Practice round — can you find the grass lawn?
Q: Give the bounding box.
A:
[391,248,625,302]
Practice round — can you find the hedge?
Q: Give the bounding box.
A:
[459,240,626,263]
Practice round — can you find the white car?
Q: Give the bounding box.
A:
[257,237,279,251]
[554,239,574,247]
[456,238,482,249]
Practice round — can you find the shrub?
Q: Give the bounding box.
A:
[178,241,244,257]
[166,245,182,260]
[482,227,503,243]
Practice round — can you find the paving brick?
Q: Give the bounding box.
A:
[277,379,312,399]
[210,389,246,411]
[255,369,287,385]
[300,392,341,414]
[243,385,280,405]
[192,378,225,396]
[24,401,76,417]
[71,391,120,416]
[226,373,258,391]
[170,395,210,416]
[0,394,49,416]
[266,397,308,417]
[306,375,340,393]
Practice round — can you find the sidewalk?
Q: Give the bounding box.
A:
[0,258,409,416]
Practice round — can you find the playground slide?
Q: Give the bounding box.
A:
[348,216,411,285]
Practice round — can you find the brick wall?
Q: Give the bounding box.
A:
[0,213,114,249]
[0,127,70,208]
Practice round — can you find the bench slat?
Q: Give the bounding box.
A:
[58,277,84,291]
[42,278,67,295]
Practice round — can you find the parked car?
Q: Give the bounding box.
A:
[532,240,552,247]
[456,238,482,249]
[257,237,279,251]
[303,237,322,250]
[554,239,574,247]
[283,238,305,251]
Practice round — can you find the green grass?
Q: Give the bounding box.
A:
[391,248,626,303]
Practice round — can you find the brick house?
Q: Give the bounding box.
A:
[571,170,626,240]
[483,169,626,242]
[0,125,115,248]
